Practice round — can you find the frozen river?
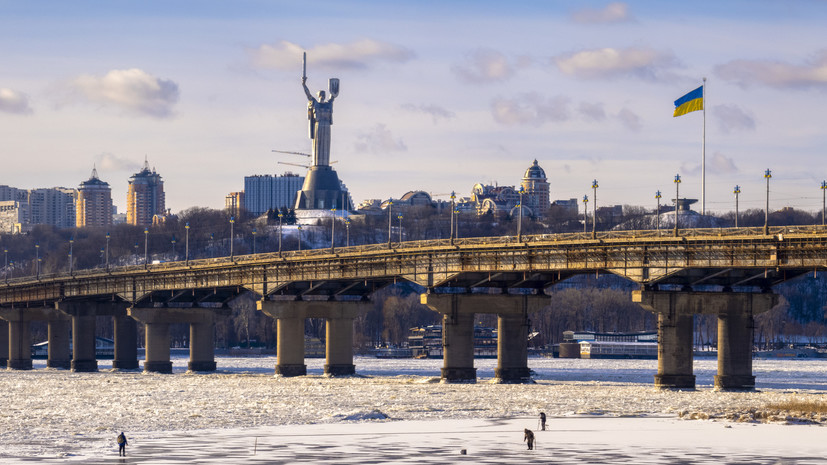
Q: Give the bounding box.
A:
[1,356,826,463]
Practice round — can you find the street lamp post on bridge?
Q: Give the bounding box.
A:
[105,232,110,271]
[655,190,662,231]
[582,195,588,233]
[821,181,826,226]
[278,212,283,256]
[185,222,190,265]
[674,174,681,237]
[450,191,456,245]
[397,213,403,243]
[144,228,149,268]
[229,216,235,259]
[330,209,336,252]
[591,180,598,238]
[35,243,40,279]
[297,225,303,251]
[387,199,393,249]
[517,186,524,242]
[252,228,257,255]
[764,169,772,235]
[734,185,741,228]
[345,218,350,247]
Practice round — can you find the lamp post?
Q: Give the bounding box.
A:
[105,232,110,270]
[734,185,741,228]
[35,243,40,278]
[3,247,7,283]
[591,179,599,238]
[171,235,177,260]
[144,228,149,268]
[297,225,303,251]
[655,190,662,231]
[674,174,681,236]
[397,213,403,243]
[100,247,105,267]
[252,228,257,254]
[345,218,351,247]
[517,186,524,242]
[764,169,772,235]
[450,191,456,244]
[210,233,215,258]
[330,208,336,252]
[185,222,190,265]
[133,242,139,264]
[387,199,393,248]
[582,195,588,233]
[229,216,235,259]
[454,208,460,239]
[278,212,284,256]
[821,181,826,226]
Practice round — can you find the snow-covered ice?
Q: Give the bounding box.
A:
[1,356,826,463]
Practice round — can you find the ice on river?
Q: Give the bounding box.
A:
[1,356,826,463]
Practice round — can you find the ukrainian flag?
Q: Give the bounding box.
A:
[673,85,704,117]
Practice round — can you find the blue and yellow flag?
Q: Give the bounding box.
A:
[673,86,703,117]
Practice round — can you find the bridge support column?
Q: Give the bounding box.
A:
[422,294,545,383]
[1,307,70,370]
[5,311,32,370]
[258,300,368,377]
[46,318,71,369]
[57,301,131,372]
[113,315,139,370]
[0,320,7,367]
[129,307,229,374]
[633,291,696,389]
[189,320,217,372]
[714,293,777,391]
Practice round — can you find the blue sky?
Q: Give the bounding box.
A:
[2,1,827,215]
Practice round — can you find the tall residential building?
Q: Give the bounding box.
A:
[225,191,245,217]
[520,159,550,218]
[243,172,304,216]
[127,159,165,226]
[27,187,77,229]
[76,166,113,228]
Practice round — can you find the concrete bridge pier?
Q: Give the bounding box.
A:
[1,307,71,370]
[1,309,33,370]
[129,307,228,373]
[46,318,72,369]
[112,315,139,370]
[258,300,368,377]
[421,294,545,383]
[633,291,696,389]
[714,292,777,391]
[0,320,7,367]
[57,301,131,372]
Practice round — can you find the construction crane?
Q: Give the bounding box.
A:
[271,149,310,157]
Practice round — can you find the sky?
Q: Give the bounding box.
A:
[2,0,827,215]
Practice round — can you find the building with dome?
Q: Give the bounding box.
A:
[76,166,113,228]
[470,160,551,218]
[126,158,165,226]
[520,159,550,218]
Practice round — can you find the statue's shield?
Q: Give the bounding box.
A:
[329,78,340,97]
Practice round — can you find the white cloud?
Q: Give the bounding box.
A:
[68,69,179,118]
[491,93,571,126]
[95,152,143,173]
[715,50,827,90]
[616,107,642,131]
[578,102,606,121]
[452,49,516,84]
[250,39,414,71]
[400,103,456,123]
[713,104,756,133]
[571,2,632,24]
[0,88,33,115]
[680,152,738,176]
[554,47,679,80]
[354,124,407,154]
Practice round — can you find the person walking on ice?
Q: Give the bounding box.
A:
[117,432,128,456]
[524,428,535,450]
[539,412,547,431]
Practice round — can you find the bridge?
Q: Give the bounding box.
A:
[2,225,825,389]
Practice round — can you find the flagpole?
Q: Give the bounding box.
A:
[702,77,707,215]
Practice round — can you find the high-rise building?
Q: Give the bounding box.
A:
[520,159,550,218]
[225,191,245,217]
[76,166,113,228]
[127,159,165,226]
[27,188,76,229]
[243,172,304,216]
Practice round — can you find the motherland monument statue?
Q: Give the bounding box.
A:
[294,51,349,212]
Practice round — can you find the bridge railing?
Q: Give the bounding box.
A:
[3,224,826,286]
